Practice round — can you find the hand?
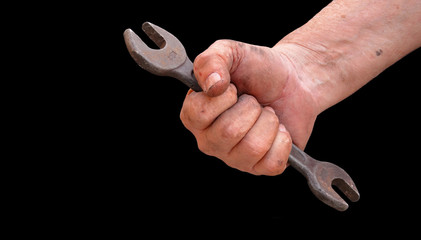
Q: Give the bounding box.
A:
[180,40,319,175]
[179,0,421,176]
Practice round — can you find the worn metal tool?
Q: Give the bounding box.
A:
[123,22,360,211]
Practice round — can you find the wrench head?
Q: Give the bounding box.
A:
[308,162,360,211]
[123,22,187,76]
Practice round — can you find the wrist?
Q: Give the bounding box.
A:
[273,40,356,114]
[273,0,421,113]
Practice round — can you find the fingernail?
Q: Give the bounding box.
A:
[205,72,222,92]
[265,106,276,114]
[278,124,287,132]
[186,89,194,95]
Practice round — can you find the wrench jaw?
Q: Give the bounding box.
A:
[123,22,187,76]
[309,162,360,211]
[124,22,202,92]
[141,22,166,49]
[309,179,349,211]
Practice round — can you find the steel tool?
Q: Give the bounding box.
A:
[123,22,360,211]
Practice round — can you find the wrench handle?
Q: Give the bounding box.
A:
[171,58,202,92]
[288,144,318,179]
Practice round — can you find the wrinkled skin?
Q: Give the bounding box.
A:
[180,40,319,175]
[180,0,421,176]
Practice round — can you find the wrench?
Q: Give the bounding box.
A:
[123,22,360,211]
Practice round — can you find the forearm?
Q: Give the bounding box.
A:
[274,0,421,113]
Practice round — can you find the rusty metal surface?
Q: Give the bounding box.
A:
[123,22,360,211]
[124,22,201,91]
[289,145,359,211]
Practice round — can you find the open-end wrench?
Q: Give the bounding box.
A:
[123,22,360,211]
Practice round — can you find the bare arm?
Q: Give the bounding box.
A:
[180,0,421,175]
[275,0,421,112]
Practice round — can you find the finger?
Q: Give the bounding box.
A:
[252,124,292,176]
[225,107,279,174]
[193,40,242,97]
[180,84,237,132]
[200,94,261,157]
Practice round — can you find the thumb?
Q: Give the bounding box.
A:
[193,40,239,97]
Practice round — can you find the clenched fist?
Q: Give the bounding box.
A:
[179,0,421,176]
[180,40,318,175]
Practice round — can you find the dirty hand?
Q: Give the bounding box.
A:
[180,40,319,175]
[179,0,421,176]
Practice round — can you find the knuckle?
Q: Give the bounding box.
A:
[266,110,280,126]
[278,131,292,146]
[190,106,213,128]
[179,110,189,126]
[196,134,217,156]
[212,39,233,48]
[235,95,261,117]
[197,140,211,155]
[194,51,208,66]
[195,40,231,63]
[252,143,270,160]
[239,94,259,107]
[180,102,193,128]
[264,160,286,176]
[208,40,238,62]
[221,122,244,141]
[217,94,262,143]
[180,94,216,130]
[226,83,238,98]
[223,159,251,175]
[242,138,270,161]
[180,102,199,129]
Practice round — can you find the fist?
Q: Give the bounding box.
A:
[180,84,292,175]
[180,40,318,175]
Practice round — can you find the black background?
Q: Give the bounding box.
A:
[48,0,420,235]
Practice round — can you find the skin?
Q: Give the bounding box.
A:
[180,0,421,176]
